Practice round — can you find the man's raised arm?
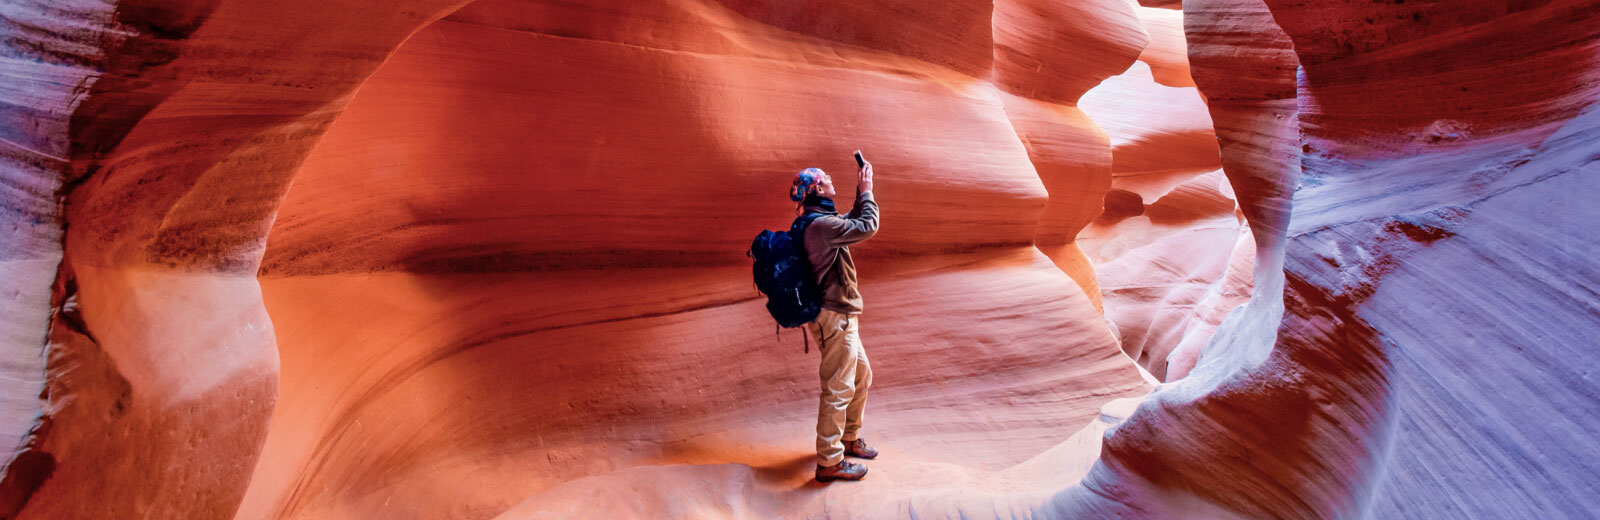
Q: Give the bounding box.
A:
[819,163,879,246]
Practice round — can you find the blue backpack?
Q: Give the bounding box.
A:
[749,213,827,334]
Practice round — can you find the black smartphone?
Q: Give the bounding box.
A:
[853,150,867,167]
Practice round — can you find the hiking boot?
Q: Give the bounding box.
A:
[815,460,868,482]
[844,438,878,459]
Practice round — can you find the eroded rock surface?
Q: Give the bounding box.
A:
[1044,0,1600,518]
[243,1,1154,517]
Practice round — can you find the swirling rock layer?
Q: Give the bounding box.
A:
[1046,0,1600,518]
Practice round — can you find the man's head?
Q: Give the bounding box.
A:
[791,168,837,202]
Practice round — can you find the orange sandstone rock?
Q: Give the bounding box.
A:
[2,0,1594,519]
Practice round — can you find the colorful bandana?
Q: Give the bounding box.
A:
[790,168,824,202]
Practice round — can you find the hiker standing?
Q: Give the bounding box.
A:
[789,159,880,482]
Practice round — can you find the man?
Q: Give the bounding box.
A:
[789,161,880,482]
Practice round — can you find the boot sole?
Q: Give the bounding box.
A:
[815,474,867,482]
[815,468,868,482]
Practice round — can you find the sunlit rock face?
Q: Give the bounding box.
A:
[5,0,1153,517]
[0,0,1595,519]
[242,0,1168,517]
[1076,6,1249,381]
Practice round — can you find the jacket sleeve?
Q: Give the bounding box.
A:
[814,192,879,247]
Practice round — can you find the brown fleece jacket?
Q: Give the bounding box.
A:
[802,192,880,315]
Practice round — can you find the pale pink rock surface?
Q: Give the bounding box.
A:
[1076,20,1245,381]
[0,2,81,511]
[1133,6,1196,88]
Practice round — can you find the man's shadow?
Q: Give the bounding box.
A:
[752,453,832,489]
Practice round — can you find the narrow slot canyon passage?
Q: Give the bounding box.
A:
[0,0,1596,519]
[243,2,1184,515]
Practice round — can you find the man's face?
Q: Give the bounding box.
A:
[814,171,837,197]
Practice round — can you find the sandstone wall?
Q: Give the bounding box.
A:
[1,0,1593,518]
[3,0,1158,518]
[1,0,473,516]
[243,1,1157,517]
[1041,0,1600,518]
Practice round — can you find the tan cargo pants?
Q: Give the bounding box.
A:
[809,308,873,466]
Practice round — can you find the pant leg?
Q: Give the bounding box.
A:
[812,309,859,466]
[841,313,872,442]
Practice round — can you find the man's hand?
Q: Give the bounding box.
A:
[857,162,874,195]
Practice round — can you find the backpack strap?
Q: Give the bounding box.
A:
[793,212,826,231]
[795,212,825,355]
[793,212,827,251]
